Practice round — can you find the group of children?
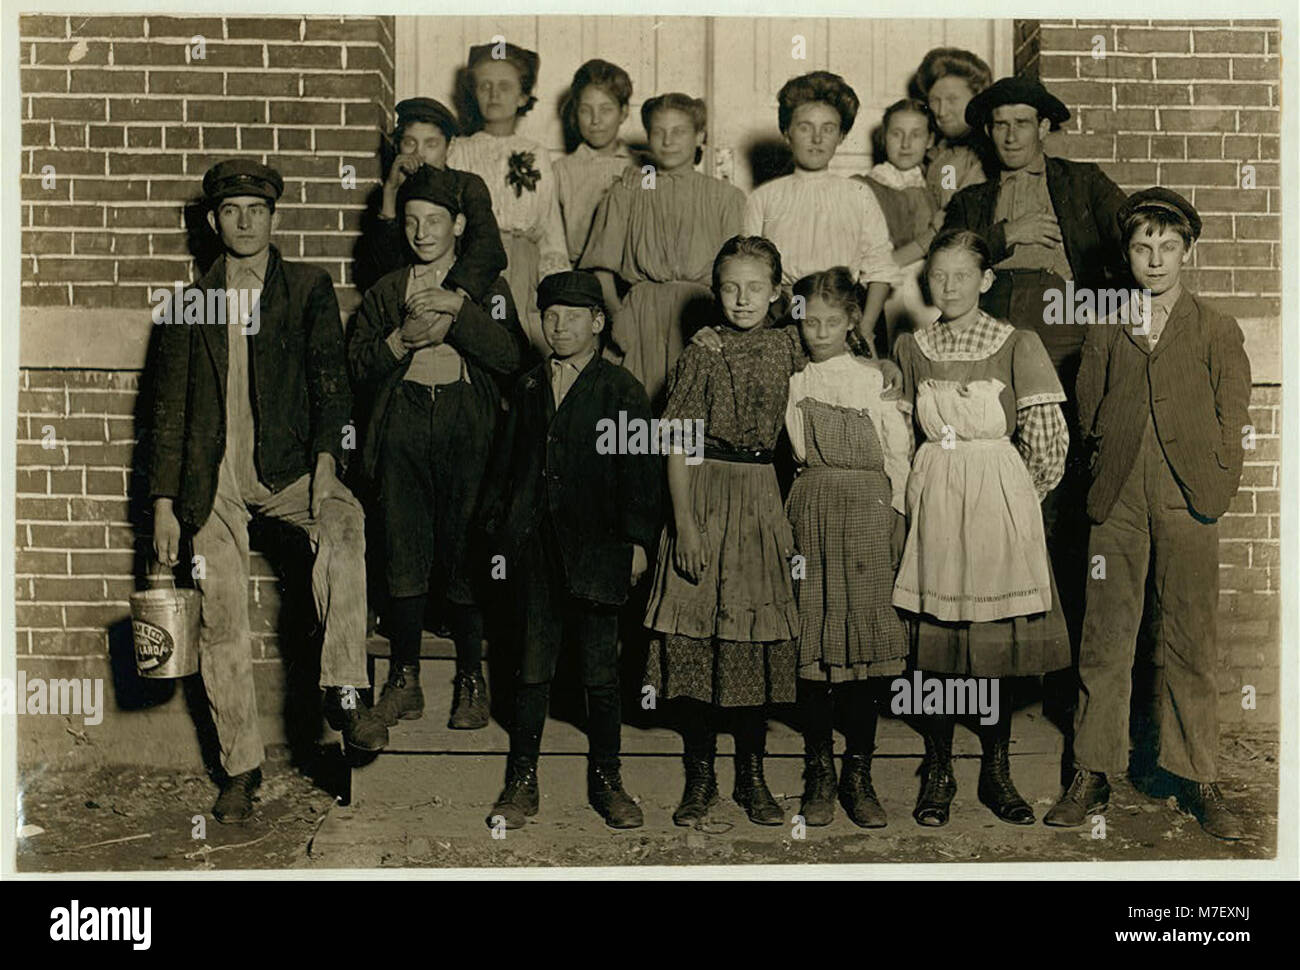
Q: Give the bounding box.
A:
[341,41,1250,841]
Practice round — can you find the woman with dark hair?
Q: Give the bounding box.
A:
[555,59,639,266]
[579,92,744,408]
[448,41,569,358]
[892,229,1070,828]
[914,47,996,214]
[742,71,897,352]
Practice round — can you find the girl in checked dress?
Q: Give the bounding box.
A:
[785,268,913,829]
[892,230,1070,828]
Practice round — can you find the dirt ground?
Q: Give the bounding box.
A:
[15,728,1278,872]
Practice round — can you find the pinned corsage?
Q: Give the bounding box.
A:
[506,150,541,197]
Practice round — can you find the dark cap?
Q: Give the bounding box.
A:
[395,97,459,139]
[537,271,605,313]
[397,165,462,218]
[965,76,1070,132]
[1119,186,1202,241]
[203,159,284,204]
[468,40,540,89]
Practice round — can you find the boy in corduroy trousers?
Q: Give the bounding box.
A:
[1046,188,1252,840]
[480,270,661,830]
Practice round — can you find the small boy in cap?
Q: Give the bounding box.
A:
[347,165,528,731]
[479,270,661,830]
[354,96,507,298]
[150,159,384,822]
[1047,187,1252,840]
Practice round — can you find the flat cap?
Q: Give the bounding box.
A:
[203,158,284,204]
[397,165,462,218]
[1119,186,1202,241]
[966,76,1070,132]
[538,271,605,313]
[395,97,459,138]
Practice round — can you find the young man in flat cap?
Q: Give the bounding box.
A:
[354,96,507,298]
[150,159,387,823]
[348,165,528,732]
[480,270,659,830]
[1047,188,1251,840]
[940,75,1130,677]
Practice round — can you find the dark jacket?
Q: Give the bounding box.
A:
[353,168,507,298]
[147,245,352,531]
[941,154,1130,292]
[480,355,662,607]
[1076,287,1252,523]
[346,269,528,483]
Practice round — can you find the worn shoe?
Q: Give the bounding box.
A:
[1185,782,1244,841]
[373,663,424,726]
[589,762,644,829]
[212,767,262,824]
[734,753,783,826]
[799,744,837,826]
[840,753,887,828]
[914,732,957,827]
[323,686,390,752]
[487,757,539,830]
[1044,769,1111,827]
[978,735,1035,825]
[673,756,719,826]
[449,669,490,730]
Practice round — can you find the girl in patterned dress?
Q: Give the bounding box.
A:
[785,268,913,828]
[643,236,802,827]
[892,230,1071,827]
[581,93,745,409]
[449,41,570,358]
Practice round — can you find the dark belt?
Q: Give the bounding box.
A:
[703,443,774,465]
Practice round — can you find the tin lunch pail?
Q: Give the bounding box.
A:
[130,574,200,679]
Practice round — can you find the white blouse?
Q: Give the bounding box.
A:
[447,130,570,278]
[785,352,913,514]
[743,168,899,289]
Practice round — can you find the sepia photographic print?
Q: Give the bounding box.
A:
[2,0,1294,904]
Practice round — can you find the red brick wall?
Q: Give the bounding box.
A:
[1023,19,1282,725]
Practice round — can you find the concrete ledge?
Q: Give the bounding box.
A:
[21,306,1282,382]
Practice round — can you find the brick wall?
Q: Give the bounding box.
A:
[12,17,1282,770]
[1022,19,1282,725]
[16,14,396,766]
[20,13,395,315]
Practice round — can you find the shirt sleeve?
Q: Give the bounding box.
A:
[877,392,914,514]
[742,189,765,238]
[662,344,710,443]
[533,149,571,277]
[578,177,631,276]
[785,374,806,464]
[1016,402,1069,498]
[1011,330,1067,409]
[853,181,900,288]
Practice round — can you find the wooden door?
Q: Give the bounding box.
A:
[395,15,1011,186]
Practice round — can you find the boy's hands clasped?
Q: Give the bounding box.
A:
[401,288,464,349]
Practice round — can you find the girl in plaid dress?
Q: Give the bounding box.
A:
[785,268,913,828]
[892,230,1070,828]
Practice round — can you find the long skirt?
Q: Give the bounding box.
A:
[644,458,799,707]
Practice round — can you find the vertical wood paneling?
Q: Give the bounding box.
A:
[396,16,1010,184]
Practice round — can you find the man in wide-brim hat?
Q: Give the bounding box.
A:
[939,75,1131,735]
